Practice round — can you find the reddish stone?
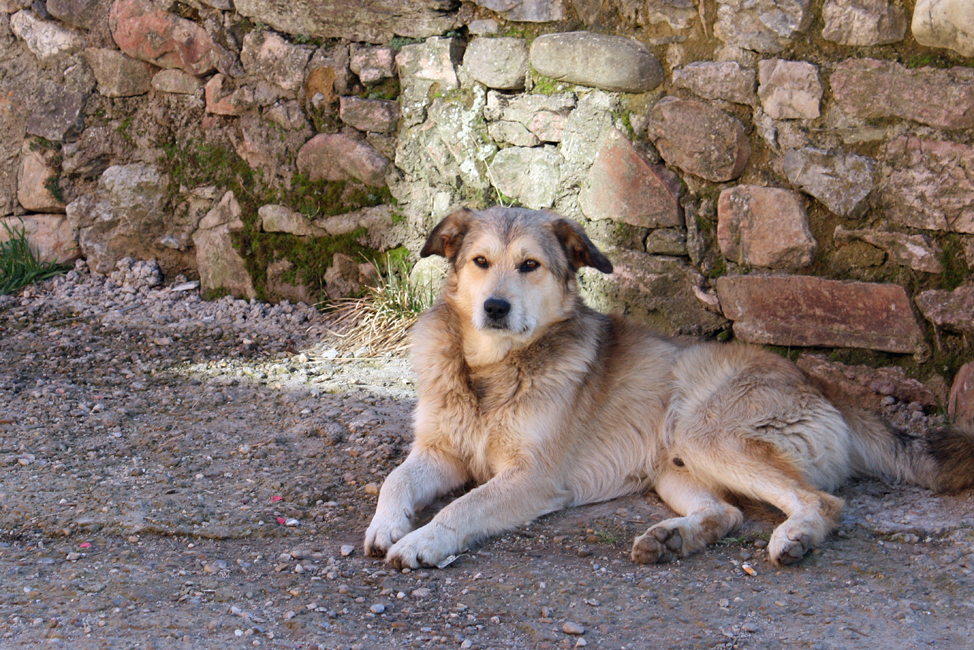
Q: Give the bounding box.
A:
[339,96,400,133]
[715,275,926,353]
[646,97,750,182]
[796,353,939,410]
[717,185,816,270]
[831,58,974,130]
[296,134,389,187]
[204,74,251,116]
[948,362,974,427]
[0,215,78,265]
[578,128,682,229]
[110,0,221,76]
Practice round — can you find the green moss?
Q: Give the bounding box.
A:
[939,235,971,291]
[116,116,135,146]
[44,175,64,204]
[161,138,394,302]
[530,73,571,96]
[390,36,424,52]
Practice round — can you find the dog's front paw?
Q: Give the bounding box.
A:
[386,523,459,569]
[364,512,412,558]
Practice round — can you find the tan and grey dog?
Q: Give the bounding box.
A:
[364,206,974,569]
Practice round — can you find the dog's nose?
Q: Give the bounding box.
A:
[483,298,511,320]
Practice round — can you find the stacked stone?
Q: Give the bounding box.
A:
[2,0,973,420]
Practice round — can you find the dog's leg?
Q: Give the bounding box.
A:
[658,440,843,566]
[364,446,469,558]
[386,467,566,569]
[631,470,743,564]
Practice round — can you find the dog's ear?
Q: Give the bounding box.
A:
[551,218,613,274]
[421,209,473,261]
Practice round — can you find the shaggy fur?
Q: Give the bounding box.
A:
[364,207,974,569]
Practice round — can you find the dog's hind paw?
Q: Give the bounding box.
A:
[631,524,685,564]
[769,531,812,566]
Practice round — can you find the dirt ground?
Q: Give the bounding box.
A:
[2,273,974,650]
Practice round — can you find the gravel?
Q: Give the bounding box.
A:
[1,261,974,649]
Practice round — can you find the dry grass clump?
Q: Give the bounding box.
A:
[322,255,440,358]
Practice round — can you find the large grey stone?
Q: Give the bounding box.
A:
[10,9,82,61]
[717,185,817,271]
[463,37,529,90]
[396,89,495,195]
[471,0,565,22]
[483,91,576,144]
[646,97,750,182]
[395,37,462,127]
[912,0,974,57]
[822,0,907,45]
[66,163,173,274]
[579,128,682,229]
[192,191,256,300]
[758,59,822,120]
[488,146,562,210]
[672,61,756,106]
[831,58,974,130]
[240,31,313,95]
[715,0,813,53]
[234,0,458,44]
[530,31,664,93]
[782,147,876,217]
[26,83,85,142]
[47,0,102,29]
[716,275,926,353]
[579,249,729,336]
[882,137,974,235]
[84,48,156,98]
[834,226,943,274]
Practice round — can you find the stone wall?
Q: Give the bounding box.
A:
[1,0,972,414]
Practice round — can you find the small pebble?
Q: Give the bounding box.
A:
[340,545,355,557]
[370,603,386,614]
[563,621,585,635]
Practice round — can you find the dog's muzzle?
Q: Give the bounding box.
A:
[482,297,511,328]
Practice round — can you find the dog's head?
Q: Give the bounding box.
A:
[421,207,613,341]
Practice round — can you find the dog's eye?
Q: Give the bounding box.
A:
[519,259,540,273]
[473,256,490,269]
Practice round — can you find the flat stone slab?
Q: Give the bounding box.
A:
[831,58,974,130]
[672,61,756,106]
[463,37,529,90]
[647,97,750,182]
[530,31,663,93]
[758,59,822,120]
[796,353,940,410]
[715,275,926,353]
[834,226,943,274]
[297,134,389,187]
[232,0,458,44]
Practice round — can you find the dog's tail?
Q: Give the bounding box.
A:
[842,406,974,493]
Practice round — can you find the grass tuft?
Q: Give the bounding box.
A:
[322,254,438,357]
[0,220,70,295]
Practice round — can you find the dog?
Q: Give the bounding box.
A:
[364,206,974,569]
